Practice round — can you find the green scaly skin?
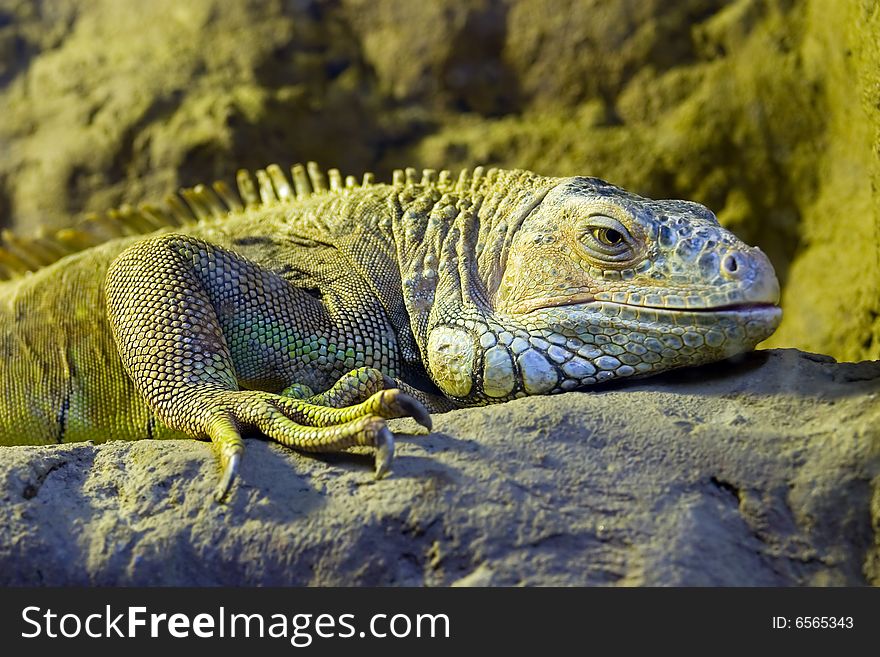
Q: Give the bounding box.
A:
[0,164,781,500]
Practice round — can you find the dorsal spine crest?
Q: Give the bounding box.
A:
[0,161,496,280]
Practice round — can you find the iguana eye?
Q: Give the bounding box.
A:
[580,216,634,261]
[593,227,624,247]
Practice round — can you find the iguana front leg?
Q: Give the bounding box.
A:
[105,234,429,501]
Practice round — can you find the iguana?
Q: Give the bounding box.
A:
[0,163,781,500]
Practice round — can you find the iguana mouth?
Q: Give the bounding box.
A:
[522,295,780,315]
[607,301,781,314]
[661,302,780,313]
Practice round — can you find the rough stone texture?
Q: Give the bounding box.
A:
[0,0,384,230]
[1,350,877,586]
[0,0,878,360]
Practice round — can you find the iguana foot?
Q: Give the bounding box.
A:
[282,367,397,407]
[283,366,453,415]
[283,367,433,428]
[207,386,430,502]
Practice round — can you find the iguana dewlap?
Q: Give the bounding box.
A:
[0,163,781,500]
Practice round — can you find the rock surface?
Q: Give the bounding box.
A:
[1,349,877,586]
[0,0,878,361]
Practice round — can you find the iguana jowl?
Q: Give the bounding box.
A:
[0,163,781,500]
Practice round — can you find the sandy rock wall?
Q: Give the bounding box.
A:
[0,0,877,358]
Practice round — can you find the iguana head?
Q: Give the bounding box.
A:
[398,170,781,405]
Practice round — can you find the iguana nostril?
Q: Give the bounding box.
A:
[722,253,740,276]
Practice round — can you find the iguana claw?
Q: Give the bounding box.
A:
[397,394,432,431]
[214,452,240,503]
[374,426,394,478]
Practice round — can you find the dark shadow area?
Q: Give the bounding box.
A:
[440,1,521,117]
